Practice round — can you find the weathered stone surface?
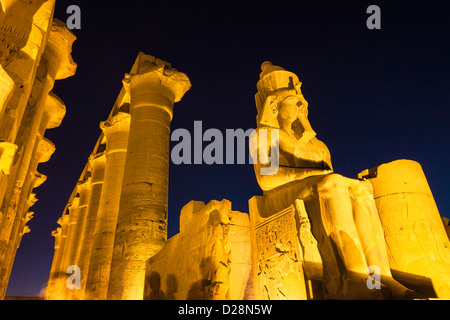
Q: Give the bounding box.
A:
[359,160,450,299]
[0,0,76,298]
[0,0,57,143]
[108,53,191,300]
[85,112,130,300]
[43,52,449,302]
[443,217,450,241]
[0,142,17,176]
[249,198,308,300]
[45,212,69,300]
[45,150,106,300]
[144,199,253,300]
[249,62,410,300]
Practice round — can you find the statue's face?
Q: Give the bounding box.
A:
[278,95,301,125]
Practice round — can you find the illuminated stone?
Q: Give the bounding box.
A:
[249,62,410,299]
[42,51,449,302]
[0,0,76,298]
[358,160,450,299]
[1,138,54,292]
[249,197,323,300]
[108,53,191,300]
[144,199,253,300]
[77,152,106,299]
[59,196,80,298]
[46,151,106,300]
[443,217,450,241]
[85,112,130,300]
[67,178,91,300]
[45,212,69,300]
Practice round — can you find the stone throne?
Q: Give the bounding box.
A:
[248,62,450,300]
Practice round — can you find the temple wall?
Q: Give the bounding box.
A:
[144,199,253,300]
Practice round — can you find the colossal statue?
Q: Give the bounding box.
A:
[250,61,412,299]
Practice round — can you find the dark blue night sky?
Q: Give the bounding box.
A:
[6,1,450,296]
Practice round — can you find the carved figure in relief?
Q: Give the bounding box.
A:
[254,210,306,300]
[0,0,47,64]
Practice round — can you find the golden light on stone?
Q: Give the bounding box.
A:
[0,0,76,299]
[0,0,448,301]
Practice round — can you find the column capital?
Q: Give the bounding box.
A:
[89,151,106,164]
[31,172,47,189]
[99,112,131,137]
[43,19,77,80]
[0,142,18,175]
[122,52,191,119]
[89,152,106,185]
[23,212,34,224]
[77,177,91,191]
[36,137,56,163]
[27,193,38,207]
[60,212,70,227]
[44,92,66,129]
[51,227,62,238]
[77,177,92,207]
[68,196,80,212]
[22,225,31,235]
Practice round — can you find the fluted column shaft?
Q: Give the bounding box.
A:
[0,19,75,297]
[85,113,130,300]
[0,60,50,285]
[70,179,92,265]
[59,197,80,299]
[45,227,61,299]
[0,0,60,144]
[108,54,190,300]
[77,153,106,300]
[45,212,69,300]
[0,138,54,293]
[67,178,91,300]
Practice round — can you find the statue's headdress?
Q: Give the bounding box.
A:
[255,61,303,128]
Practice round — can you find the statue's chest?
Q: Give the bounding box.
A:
[279,136,327,168]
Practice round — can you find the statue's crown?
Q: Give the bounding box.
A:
[255,62,302,125]
[257,61,300,95]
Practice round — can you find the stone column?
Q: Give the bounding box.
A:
[359,159,450,298]
[59,196,80,299]
[45,212,69,300]
[0,138,55,290]
[0,61,49,289]
[0,0,57,144]
[15,211,33,253]
[71,179,92,264]
[46,226,62,299]
[9,94,65,249]
[107,53,191,300]
[45,226,61,298]
[67,178,91,300]
[0,19,75,297]
[77,152,106,300]
[85,112,130,300]
[0,138,54,292]
[0,142,18,205]
[0,139,54,298]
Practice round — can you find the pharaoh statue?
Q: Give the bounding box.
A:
[249,61,413,299]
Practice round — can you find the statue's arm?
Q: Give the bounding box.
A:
[251,128,331,190]
[255,163,330,191]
